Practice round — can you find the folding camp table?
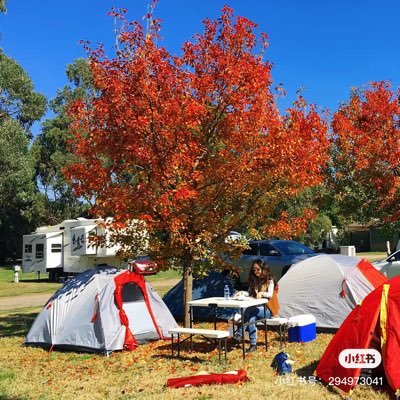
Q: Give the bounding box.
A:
[188,297,268,359]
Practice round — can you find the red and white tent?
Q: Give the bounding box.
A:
[25,267,178,353]
[278,254,387,328]
[316,276,400,396]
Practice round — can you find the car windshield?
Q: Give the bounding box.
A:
[387,250,400,262]
[273,241,314,255]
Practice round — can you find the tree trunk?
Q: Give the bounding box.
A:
[182,257,193,327]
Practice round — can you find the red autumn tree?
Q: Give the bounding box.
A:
[66,6,329,325]
[329,81,400,226]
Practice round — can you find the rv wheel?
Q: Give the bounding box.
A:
[48,270,61,283]
[53,271,60,283]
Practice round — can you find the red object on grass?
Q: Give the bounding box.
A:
[167,370,248,388]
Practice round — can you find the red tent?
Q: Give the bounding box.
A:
[316,275,400,397]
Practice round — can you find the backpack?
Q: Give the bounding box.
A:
[271,352,293,375]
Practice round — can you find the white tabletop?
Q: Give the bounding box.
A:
[188,296,268,309]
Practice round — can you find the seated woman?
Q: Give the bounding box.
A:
[235,258,278,353]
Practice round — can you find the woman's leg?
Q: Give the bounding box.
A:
[245,307,261,346]
[234,306,257,340]
[247,306,272,346]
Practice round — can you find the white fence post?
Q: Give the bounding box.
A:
[13,265,21,283]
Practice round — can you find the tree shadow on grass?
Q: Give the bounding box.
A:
[18,279,50,283]
[154,339,228,364]
[295,360,319,378]
[0,311,38,338]
[0,394,29,400]
[156,338,223,353]
[152,353,207,364]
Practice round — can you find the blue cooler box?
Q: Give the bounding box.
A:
[288,314,316,343]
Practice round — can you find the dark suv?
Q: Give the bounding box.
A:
[231,239,316,285]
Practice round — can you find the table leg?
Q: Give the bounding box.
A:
[224,338,227,362]
[264,305,268,351]
[189,306,193,351]
[171,334,174,357]
[177,333,180,357]
[241,308,245,359]
[218,339,222,363]
[213,305,217,330]
[283,323,287,347]
[213,305,217,347]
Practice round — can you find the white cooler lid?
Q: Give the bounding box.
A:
[288,314,316,327]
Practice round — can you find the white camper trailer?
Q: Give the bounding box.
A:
[22,218,127,281]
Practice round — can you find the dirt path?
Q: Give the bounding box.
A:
[0,293,51,311]
[148,278,180,288]
[0,278,180,311]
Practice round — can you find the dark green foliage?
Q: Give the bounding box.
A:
[297,213,333,249]
[31,59,94,223]
[0,50,46,134]
[0,0,6,14]
[0,50,46,261]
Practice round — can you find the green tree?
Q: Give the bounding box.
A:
[0,119,43,260]
[0,50,46,260]
[0,0,6,14]
[298,213,333,249]
[0,50,46,134]
[31,59,93,223]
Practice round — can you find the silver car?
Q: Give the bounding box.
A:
[373,250,400,278]
[230,239,316,286]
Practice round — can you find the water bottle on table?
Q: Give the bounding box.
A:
[224,284,230,300]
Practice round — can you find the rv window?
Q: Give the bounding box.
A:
[51,243,62,253]
[121,283,145,303]
[36,244,44,259]
[24,244,32,254]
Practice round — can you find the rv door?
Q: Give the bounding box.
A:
[22,234,46,273]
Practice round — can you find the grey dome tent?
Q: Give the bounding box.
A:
[163,271,235,321]
[277,254,387,328]
[25,267,178,353]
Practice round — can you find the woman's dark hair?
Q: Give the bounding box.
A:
[248,258,274,289]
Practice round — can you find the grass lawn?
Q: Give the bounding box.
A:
[0,307,391,400]
[0,266,61,297]
[0,301,392,398]
[0,260,392,399]
[358,252,387,262]
[146,269,181,282]
[0,266,180,298]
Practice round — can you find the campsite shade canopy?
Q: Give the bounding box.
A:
[25,267,178,353]
[277,255,387,328]
[316,276,400,396]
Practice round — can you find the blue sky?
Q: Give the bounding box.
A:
[1,0,399,133]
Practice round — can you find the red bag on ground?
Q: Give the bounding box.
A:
[167,370,248,388]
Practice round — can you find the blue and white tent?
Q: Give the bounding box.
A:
[163,271,235,321]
